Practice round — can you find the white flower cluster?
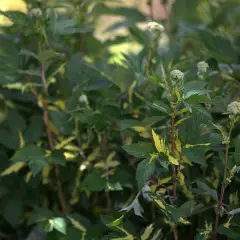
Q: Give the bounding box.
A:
[227,101,240,115]
[170,69,184,90]
[170,69,184,81]
[29,8,43,18]
[147,22,164,41]
[197,61,209,78]
[147,22,164,34]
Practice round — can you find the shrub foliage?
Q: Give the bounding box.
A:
[0,0,240,239]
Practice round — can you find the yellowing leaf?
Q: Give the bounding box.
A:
[128,80,137,104]
[152,129,165,153]
[68,216,86,232]
[175,139,182,153]
[18,131,25,148]
[132,126,147,133]
[168,155,179,165]
[158,176,172,185]
[139,132,151,139]
[42,163,52,185]
[25,171,32,182]
[185,143,210,148]
[178,217,190,225]
[154,199,165,209]
[87,147,100,162]
[177,171,185,186]
[106,152,116,162]
[1,162,25,176]
[55,136,76,150]
[141,224,154,240]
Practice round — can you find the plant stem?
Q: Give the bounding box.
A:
[40,64,69,215]
[213,121,234,240]
[171,106,178,240]
[171,107,177,202]
[144,45,153,77]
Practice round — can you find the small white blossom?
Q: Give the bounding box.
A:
[197,61,209,76]
[227,101,240,115]
[29,8,43,18]
[79,94,89,106]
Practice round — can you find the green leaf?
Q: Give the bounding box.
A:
[234,136,240,164]
[108,215,124,227]
[218,225,240,239]
[28,208,54,226]
[52,217,67,235]
[141,224,154,240]
[146,100,171,115]
[120,119,139,131]
[183,89,211,100]
[19,49,39,60]
[136,159,155,188]
[50,111,73,136]
[4,197,23,227]
[24,115,44,143]
[182,147,205,165]
[196,180,218,201]
[0,10,27,25]
[49,151,66,166]
[122,142,154,159]
[11,145,46,176]
[83,171,106,192]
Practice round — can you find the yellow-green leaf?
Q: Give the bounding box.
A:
[132,126,147,133]
[141,224,154,240]
[158,176,172,185]
[175,139,182,153]
[154,199,166,209]
[152,129,165,153]
[1,162,25,176]
[168,155,179,165]
[178,217,190,225]
[177,171,185,186]
[185,143,210,148]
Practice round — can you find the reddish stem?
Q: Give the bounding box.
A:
[41,64,69,215]
[212,145,229,240]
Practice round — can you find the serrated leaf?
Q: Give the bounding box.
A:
[136,159,155,188]
[122,142,154,158]
[146,100,171,115]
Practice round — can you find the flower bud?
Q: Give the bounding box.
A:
[227,101,240,115]
[79,94,89,106]
[170,69,184,91]
[197,61,209,78]
[29,8,43,18]
[147,22,164,41]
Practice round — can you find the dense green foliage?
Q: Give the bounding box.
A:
[0,0,240,239]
